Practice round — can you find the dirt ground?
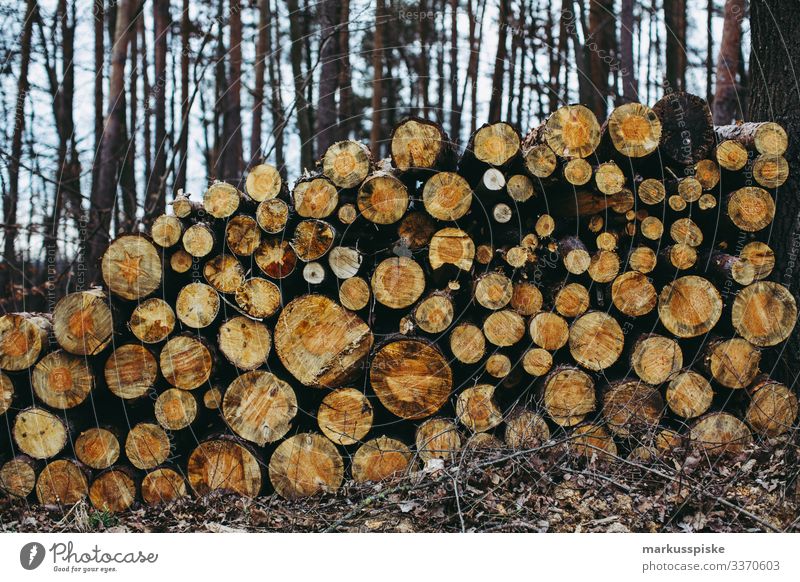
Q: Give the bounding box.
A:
[2,437,799,533]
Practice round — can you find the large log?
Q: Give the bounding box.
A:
[268,433,344,499]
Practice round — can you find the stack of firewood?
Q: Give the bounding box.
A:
[1,92,797,512]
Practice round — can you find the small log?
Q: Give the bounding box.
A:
[449,322,486,364]
[569,424,618,459]
[36,459,88,505]
[523,348,553,377]
[414,292,455,334]
[563,158,593,185]
[203,254,245,293]
[612,271,657,316]
[752,154,789,188]
[53,289,113,356]
[716,139,749,171]
[322,140,372,188]
[352,436,413,482]
[225,214,261,256]
[274,294,373,388]
[203,387,223,410]
[652,92,714,165]
[74,427,120,470]
[475,244,494,264]
[465,122,521,169]
[708,252,755,286]
[739,241,775,281]
[544,104,601,158]
[596,231,619,251]
[543,366,595,426]
[690,412,751,457]
[172,192,202,218]
[639,216,664,240]
[422,171,472,220]
[218,316,271,370]
[605,102,662,158]
[698,193,717,210]
[630,334,683,385]
[337,203,358,225]
[222,370,297,445]
[663,244,698,271]
[558,236,591,274]
[89,468,137,513]
[234,277,282,319]
[587,250,620,283]
[151,214,184,248]
[293,176,339,218]
[715,121,788,155]
[474,272,513,310]
[13,408,69,459]
[569,312,624,371]
[0,312,49,371]
[176,282,220,328]
[126,423,171,470]
[602,379,664,437]
[694,159,720,189]
[523,143,557,178]
[256,198,290,233]
[390,117,454,174]
[535,214,556,237]
[317,387,373,445]
[415,418,462,462]
[677,177,702,202]
[398,211,437,250]
[291,219,336,262]
[182,223,215,257]
[101,234,162,300]
[372,256,426,308]
[328,246,362,279]
[507,173,536,202]
[666,370,713,419]
[731,281,797,347]
[554,283,590,318]
[188,438,263,498]
[670,217,703,247]
[141,467,188,506]
[509,281,543,316]
[357,172,410,224]
[245,163,284,201]
[170,249,194,273]
[370,339,452,419]
[658,276,722,338]
[269,433,344,499]
[428,227,475,272]
[485,353,512,378]
[0,371,12,416]
[0,456,38,498]
[456,384,502,433]
[474,168,506,197]
[529,311,570,351]
[703,337,761,389]
[339,276,371,311]
[129,298,175,343]
[504,408,550,448]
[727,187,775,232]
[301,263,324,286]
[203,182,242,218]
[155,388,199,431]
[595,162,626,195]
[159,335,213,390]
[32,350,93,409]
[746,376,798,438]
[493,202,513,223]
[483,309,526,347]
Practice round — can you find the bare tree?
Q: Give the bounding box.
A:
[337,0,352,139]
[177,0,190,189]
[713,0,745,124]
[620,0,637,102]
[370,0,385,154]
[286,0,314,169]
[317,0,340,154]
[488,0,509,123]
[221,0,244,181]
[146,0,170,222]
[664,0,687,92]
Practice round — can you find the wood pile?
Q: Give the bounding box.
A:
[1,93,797,510]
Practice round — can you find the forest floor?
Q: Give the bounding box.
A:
[2,436,799,533]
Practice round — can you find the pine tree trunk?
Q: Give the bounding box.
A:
[713,0,745,124]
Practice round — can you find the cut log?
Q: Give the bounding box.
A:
[716,139,749,171]
[529,311,570,351]
[543,366,595,426]
[0,456,38,498]
[101,234,162,300]
[449,322,486,364]
[222,370,297,445]
[504,409,550,448]
[203,182,242,218]
[746,377,798,438]
[414,292,454,334]
[587,250,620,283]
[268,433,344,499]
[203,387,223,410]
[322,140,372,188]
[129,298,175,343]
[225,215,261,255]
[0,371,12,416]
[317,387,373,445]
[415,418,462,462]
[752,154,789,188]
[563,158,593,185]
[652,92,714,165]
[568,312,624,371]
[630,334,683,385]
[218,316,271,370]
[358,172,410,224]
[183,222,216,258]
[507,173,536,202]
[126,423,171,470]
[370,339,452,419]
[423,171,472,220]
[328,246,362,279]
[731,281,797,347]
[188,438,262,498]
[535,214,556,237]
[275,294,373,388]
[694,159,720,190]
[522,348,553,377]
[398,211,437,250]
[602,379,664,437]
[456,384,502,432]
[595,162,626,195]
[569,424,618,459]
[256,198,290,233]
[155,388,199,431]
[554,283,590,318]
[474,272,513,310]
[172,193,202,218]
[391,117,454,174]
[235,277,282,319]
[337,203,358,225]
[559,237,591,274]
[740,242,775,281]
[203,254,245,293]
[663,244,698,271]
[352,436,413,482]
[468,122,521,167]
[245,163,283,201]
[74,427,120,470]
[485,353,512,378]
[545,104,601,158]
[176,282,220,328]
[141,467,188,506]
[727,187,775,232]
[291,219,335,262]
[170,249,194,273]
[151,214,183,248]
[629,246,657,274]
[640,216,664,240]
[611,271,657,316]
[670,217,703,247]
[510,281,543,315]
[690,412,751,457]
[715,122,788,156]
[159,335,213,390]
[666,370,713,419]
[657,276,722,338]
[13,408,69,459]
[523,143,557,177]
[698,193,717,210]
[465,432,503,449]
[0,312,49,371]
[293,176,339,218]
[703,337,761,389]
[708,252,755,286]
[427,228,475,272]
[303,262,326,285]
[53,289,113,356]
[605,102,662,157]
[372,257,426,308]
[339,276,371,311]
[35,459,88,505]
[32,350,93,409]
[89,468,137,513]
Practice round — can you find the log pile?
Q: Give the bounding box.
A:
[1,95,798,510]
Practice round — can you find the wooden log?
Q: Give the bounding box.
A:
[698,193,717,210]
[101,234,162,300]
[188,438,263,498]
[339,276,371,311]
[293,176,339,218]
[456,384,502,433]
[652,92,714,165]
[602,379,664,437]
[203,387,223,410]
[204,254,245,293]
[0,371,12,417]
[639,216,664,240]
[708,252,755,286]
[670,217,703,247]
[746,376,799,438]
[170,249,194,273]
[268,433,344,499]
[322,140,372,188]
[0,456,38,498]
[658,276,722,338]
[125,423,171,470]
[694,159,720,190]
[731,281,797,347]
[370,339,452,419]
[522,143,557,178]
[337,203,358,225]
[89,467,137,513]
[328,246,362,279]
[563,158,593,185]
[510,281,543,316]
[398,211,437,250]
[275,294,373,388]
[569,424,618,459]
[465,432,503,450]
[176,282,220,328]
[484,353,512,378]
[422,171,472,221]
[74,427,120,470]
[715,122,788,156]
[727,187,775,232]
[155,388,199,431]
[504,408,550,449]
[245,163,284,201]
[529,311,570,351]
[739,242,775,281]
[317,387,373,445]
[569,312,625,371]
[716,139,749,171]
[413,292,455,334]
[522,348,553,377]
[357,172,410,224]
[372,256,426,308]
[53,289,113,356]
[172,192,203,219]
[256,198,290,233]
[428,227,475,272]
[535,214,556,237]
[629,246,657,273]
[159,335,213,390]
[35,459,88,505]
[291,219,336,262]
[203,182,242,218]
[703,337,761,389]
[558,236,591,274]
[141,467,189,506]
[235,277,282,319]
[352,436,413,482]
[666,370,713,419]
[151,214,184,248]
[611,271,657,316]
[183,222,216,258]
[129,298,175,343]
[464,122,521,170]
[543,366,595,426]
[222,370,297,445]
[415,418,462,462]
[587,250,620,283]
[752,154,789,188]
[32,350,93,409]
[225,214,261,256]
[0,312,49,371]
[554,283,590,318]
[605,102,662,158]
[544,104,601,158]
[390,117,455,174]
[449,322,486,364]
[507,173,536,202]
[595,162,626,195]
[218,316,271,370]
[690,412,751,457]
[13,408,69,459]
[662,244,698,271]
[630,334,683,385]
[474,272,513,310]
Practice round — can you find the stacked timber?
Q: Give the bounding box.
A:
[0,94,797,512]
